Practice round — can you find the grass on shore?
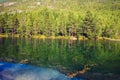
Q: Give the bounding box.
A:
[0,34,120,41]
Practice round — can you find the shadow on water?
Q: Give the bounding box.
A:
[0,38,120,80]
[0,62,82,80]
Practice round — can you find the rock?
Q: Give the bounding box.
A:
[20,59,29,64]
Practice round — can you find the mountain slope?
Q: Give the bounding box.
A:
[0,0,120,13]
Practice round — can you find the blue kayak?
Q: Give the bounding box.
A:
[0,62,83,80]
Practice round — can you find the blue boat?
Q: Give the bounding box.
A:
[0,62,83,80]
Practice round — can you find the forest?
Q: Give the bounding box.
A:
[0,0,120,39]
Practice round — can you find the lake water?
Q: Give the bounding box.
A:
[0,38,120,80]
[0,62,83,80]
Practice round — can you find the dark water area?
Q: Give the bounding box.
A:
[0,38,120,80]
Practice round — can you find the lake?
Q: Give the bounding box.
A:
[0,38,120,80]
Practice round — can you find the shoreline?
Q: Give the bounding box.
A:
[0,34,120,41]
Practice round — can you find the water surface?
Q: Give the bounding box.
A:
[0,62,83,80]
[0,38,120,80]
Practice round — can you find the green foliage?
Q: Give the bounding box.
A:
[0,16,6,33]
[0,0,120,39]
[81,11,98,39]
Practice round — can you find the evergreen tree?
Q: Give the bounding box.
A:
[81,11,98,39]
[0,17,6,33]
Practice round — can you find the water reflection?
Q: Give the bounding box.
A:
[0,62,82,80]
[0,38,120,80]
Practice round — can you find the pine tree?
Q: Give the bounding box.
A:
[81,11,98,39]
[0,17,7,33]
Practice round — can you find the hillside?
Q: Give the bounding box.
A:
[0,0,120,39]
[0,0,120,13]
